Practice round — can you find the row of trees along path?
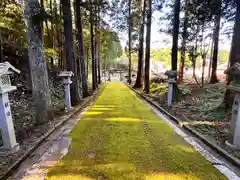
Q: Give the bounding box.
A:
[1,0,240,141]
[0,0,123,127]
[116,0,240,108]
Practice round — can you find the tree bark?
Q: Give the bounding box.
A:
[97,2,101,84]
[128,0,132,84]
[208,33,214,78]
[94,2,99,88]
[75,0,89,97]
[171,0,180,72]
[144,0,152,94]
[90,0,96,90]
[86,47,89,78]
[94,28,98,88]
[24,0,52,125]
[210,0,222,84]
[59,1,64,69]
[193,36,200,85]
[50,0,55,66]
[134,0,146,88]
[179,11,188,84]
[61,0,81,105]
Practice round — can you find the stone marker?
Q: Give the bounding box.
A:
[58,71,73,113]
[0,62,20,153]
[225,63,240,148]
[165,70,177,106]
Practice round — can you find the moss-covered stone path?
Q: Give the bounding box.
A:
[47,83,227,180]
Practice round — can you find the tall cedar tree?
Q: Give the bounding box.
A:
[94,2,99,88]
[171,0,180,72]
[210,0,222,84]
[144,0,152,93]
[24,0,52,125]
[179,11,188,84]
[128,0,132,84]
[134,0,146,88]
[97,4,101,84]
[75,0,89,97]
[61,0,81,104]
[90,0,97,90]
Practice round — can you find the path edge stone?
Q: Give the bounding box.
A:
[0,85,105,180]
[126,83,240,168]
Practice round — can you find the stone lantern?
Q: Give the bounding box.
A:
[58,71,73,112]
[165,70,177,106]
[225,63,240,148]
[0,62,20,153]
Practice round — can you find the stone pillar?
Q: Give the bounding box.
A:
[167,78,176,106]
[226,87,240,149]
[59,71,73,113]
[165,70,177,106]
[63,77,72,112]
[0,87,19,152]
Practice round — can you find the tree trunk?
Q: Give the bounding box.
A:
[24,0,52,125]
[208,34,214,78]
[50,0,55,66]
[193,37,200,85]
[44,0,54,65]
[128,0,132,84]
[53,0,61,67]
[144,0,152,94]
[75,0,89,97]
[86,47,89,79]
[171,0,180,72]
[134,0,146,89]
[210,1,221,84]
[224,2,240,108]
[179,11,188,84]
[0,30,3,62]
[61,0,81,105]
[90,0,96,90]
[97,4,101,84]
[94,29,98,88]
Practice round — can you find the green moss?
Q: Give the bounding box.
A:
[47,83,227,180]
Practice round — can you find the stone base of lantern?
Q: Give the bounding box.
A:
[0,143,19,155]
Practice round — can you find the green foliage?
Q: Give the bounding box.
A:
[0,3,26,46]
[44,48,57,61]
[178,87,192,95]
[100,29,123,69]
[150,82,168,96]
[218,50,229,64]
[151,48,192,68]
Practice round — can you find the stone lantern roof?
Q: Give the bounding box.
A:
[0,62,20,75]
[58,71,74,77]
[164,70,177,78]
[224,62,240,76]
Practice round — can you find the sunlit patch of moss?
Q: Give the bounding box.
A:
[104,117,141,122]
[90,107,114,111]
[145,172,199,180]
[84,111,103,115]
[47,82,227,180]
